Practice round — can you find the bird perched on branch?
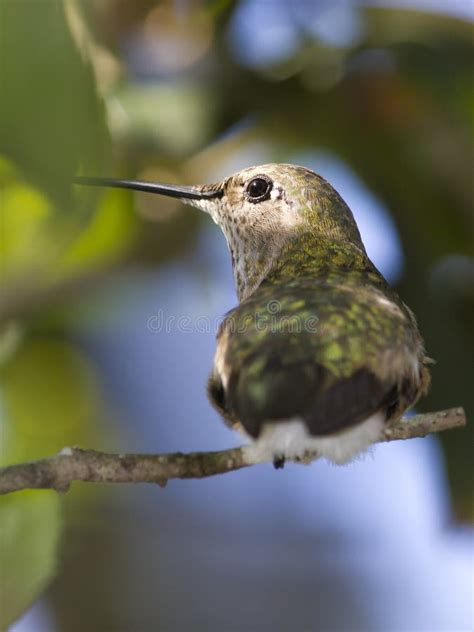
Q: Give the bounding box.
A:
[75,164,431,468]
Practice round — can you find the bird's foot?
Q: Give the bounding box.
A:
[273,455,285,469]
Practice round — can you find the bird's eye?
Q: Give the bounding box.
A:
[245,176,272,203]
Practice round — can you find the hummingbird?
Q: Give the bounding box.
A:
[75,164,431,468]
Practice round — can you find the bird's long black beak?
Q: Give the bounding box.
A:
[73,176,223,201]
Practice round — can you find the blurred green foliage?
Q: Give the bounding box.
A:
[0,491,60,630]
[0,0,473,627]
[0,1,133,624]
[0,0,108,203]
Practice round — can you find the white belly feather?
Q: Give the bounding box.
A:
[242,413,385,465]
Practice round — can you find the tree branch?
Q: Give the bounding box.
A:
[0,407,466,495]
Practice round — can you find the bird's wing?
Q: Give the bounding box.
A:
[209,279,427,438]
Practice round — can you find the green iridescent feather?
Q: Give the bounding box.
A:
[209,233,429,438]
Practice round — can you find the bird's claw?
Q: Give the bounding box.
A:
[273,455,285,469]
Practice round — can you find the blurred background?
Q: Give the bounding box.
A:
[0,0,473,630]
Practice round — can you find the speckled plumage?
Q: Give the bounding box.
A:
[78,164,431,465]
[190,164,431,463]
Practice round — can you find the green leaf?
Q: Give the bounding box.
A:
[61,188,137,273]
[0,0,110,206]
[0,336,105,627]
[0,492,61,630]
[2,338,101,462]
[0,180,53,276]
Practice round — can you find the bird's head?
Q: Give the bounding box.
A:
[75,164,366,300]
